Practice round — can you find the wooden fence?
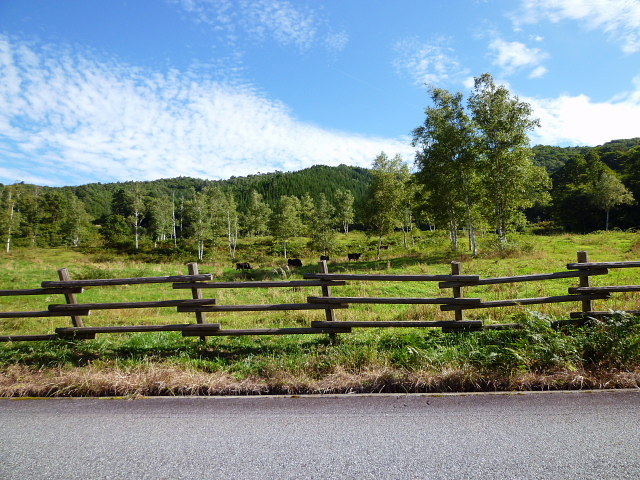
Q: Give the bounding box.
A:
[0,251,638,342]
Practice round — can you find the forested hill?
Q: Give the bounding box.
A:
[63,164,373,221]
[221,164,372,212]
[533,137,640,173]
[8,137,640,224]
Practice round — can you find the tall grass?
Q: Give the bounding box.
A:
[1,231,639,396]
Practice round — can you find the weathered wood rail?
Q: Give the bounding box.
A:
[0,251,638,342]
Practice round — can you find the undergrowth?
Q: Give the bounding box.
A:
[1,312,639,396]
[1,231,640,396]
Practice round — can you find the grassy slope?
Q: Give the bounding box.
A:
[1,231,639,396]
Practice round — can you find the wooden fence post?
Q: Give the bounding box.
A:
[57,268,84,327]
[577,251,592,315]
[451,261,464,322]
[319,260,337,323]
[187,262,207,342]
[319,260,338,341]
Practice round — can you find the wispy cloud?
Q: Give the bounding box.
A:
[393,37,468,86]
[0,35,409,187]
[170,0,347,53]
[514,0,640,53]
[488,38,549,78]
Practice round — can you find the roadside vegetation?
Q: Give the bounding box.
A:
[1,74,639,395]
[1,230,639,397]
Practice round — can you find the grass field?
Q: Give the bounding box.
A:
[1,230,639,396]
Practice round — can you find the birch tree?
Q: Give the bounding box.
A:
[225,192,239,257]
[591,171,635,231]
[269,195,303,259]
[412,87,479,253]
[364,152,410,259]
[112,183,147,250]
[244,190,272,237]
[60,192,92,247]
[185,189,211,261]
[148,196,174,247]
[308,193,336,256]
[468,73,550,249]
[1,186,20,253]
[334,189,355,235]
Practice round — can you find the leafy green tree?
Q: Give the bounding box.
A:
[59,191,93,247]
[269,195,303,258]
[148,196,174,247]
[0,185,21,252]
[129,183,147,250]
[620,146,640,227]
[111,182,148,250]
[18,186,42,247]
[334,189,355,235]
[225,192,239,257]
[100,214,130,247]
[308,193,337,256]
[399,178,418,249]
[185,189,211,260]
[412,87,479,253]
[35,189,64,246]
[243,190,272,236]
[300,192,315,235]
[364,152,410,259]
[551,151,633,232]
[468,73,550,248]
[37,189,93,247]
[551,154,601,232]
[203,185,229,249]
[590,171,634,231]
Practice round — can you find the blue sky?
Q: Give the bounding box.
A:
[1,0,640,187]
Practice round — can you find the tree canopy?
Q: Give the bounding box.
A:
[413,73,550,250]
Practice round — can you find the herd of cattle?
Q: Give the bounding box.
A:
[235,251,370,270]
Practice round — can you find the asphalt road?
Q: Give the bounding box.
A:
[1,390,639,479]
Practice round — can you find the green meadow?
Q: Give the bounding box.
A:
[1,230,639,396]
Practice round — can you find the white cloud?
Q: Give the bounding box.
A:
[170,0,347,53]
[488,38,549,77]
[529,66,548,78]
[240,0,317,49]
[0,36,410,187]
[515,0,640,53]
[526,77,640,145]
[393,37,468,86]
[324,30,349,54]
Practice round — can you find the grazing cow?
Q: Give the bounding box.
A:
[287,258,303,267]
[320,255,330,261]
[235,262,252,270]
[347,253,362,261]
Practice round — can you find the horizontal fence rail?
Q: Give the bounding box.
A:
[0,252,638,342]
[41,274,214,288]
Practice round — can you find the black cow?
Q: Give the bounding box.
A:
[320,255,330,261]
[235,262,252,270]
[347,253,361,261]
[287,258,303,267]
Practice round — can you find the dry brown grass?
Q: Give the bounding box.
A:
[2,364,639,397]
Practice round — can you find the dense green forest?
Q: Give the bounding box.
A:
[1,137,639,258]
[533,137,640,232]
[58,164,373,222]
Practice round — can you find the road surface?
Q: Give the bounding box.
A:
[1,390,639,479]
